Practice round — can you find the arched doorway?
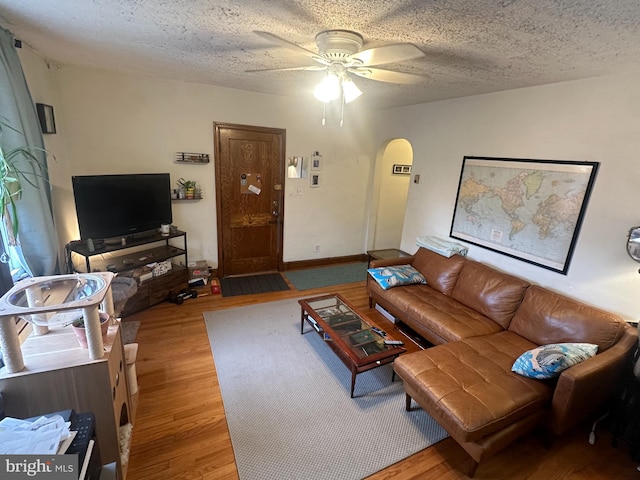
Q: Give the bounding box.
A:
[370,139,413,250]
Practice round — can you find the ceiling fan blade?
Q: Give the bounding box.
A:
[349,66,426,84]
[253,31,318,57]
[352,43,425,66]
[246,65,326,73]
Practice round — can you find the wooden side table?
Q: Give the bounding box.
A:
[367,248,411,266]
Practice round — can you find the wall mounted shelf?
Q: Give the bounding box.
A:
[175,152,209,164]
[172,196,203,201]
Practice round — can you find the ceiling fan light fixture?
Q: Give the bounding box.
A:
[342,77,362,103]
[314,72,341,103]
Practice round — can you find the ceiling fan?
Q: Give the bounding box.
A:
[248,30,426,124]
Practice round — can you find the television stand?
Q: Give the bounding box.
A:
[67,230,188,317]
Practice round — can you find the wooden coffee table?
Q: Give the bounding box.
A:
[299,293,406,397]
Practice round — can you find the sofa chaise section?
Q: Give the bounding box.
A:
[394,284,636,476]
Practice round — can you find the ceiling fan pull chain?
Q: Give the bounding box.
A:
[322,103,326,126]
[340,92,345,127]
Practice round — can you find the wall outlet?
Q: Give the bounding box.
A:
[314,244,321,253]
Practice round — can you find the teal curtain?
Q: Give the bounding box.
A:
[0,26,59,277]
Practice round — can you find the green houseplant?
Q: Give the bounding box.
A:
[70,311,110,348]
[0,119,51,244]
[177,177,197,199]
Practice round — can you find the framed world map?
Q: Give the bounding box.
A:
[449,156,599,274]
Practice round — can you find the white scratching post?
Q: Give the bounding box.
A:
[123,343,139,395]
[0,316,24,373]
[82,305,104,360]
[102,285,115,323]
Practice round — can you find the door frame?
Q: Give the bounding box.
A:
[213,122,286,277]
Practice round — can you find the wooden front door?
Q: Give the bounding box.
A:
[214,123,285,277]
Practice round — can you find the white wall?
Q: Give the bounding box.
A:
[379,72,640,321]
[20,44,640,321]
[18,46,377,268]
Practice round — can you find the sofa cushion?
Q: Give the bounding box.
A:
[367,264,426,290]
[394,331,553,443]
[450,260,530,329]
[411,248,465,295]
[511,343,598,379]
[508,286,627,352]
[368,282,504,344]
[404,288,505,343]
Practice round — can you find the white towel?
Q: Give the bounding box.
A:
[416,236,468,258]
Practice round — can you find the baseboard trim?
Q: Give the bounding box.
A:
[209,254,368,278]
[283,254,368,271]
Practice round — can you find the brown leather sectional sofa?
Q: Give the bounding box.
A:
[367,247,637,476]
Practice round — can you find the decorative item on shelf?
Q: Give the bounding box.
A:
[175,152,209,164]
[176,178,200,199]
[152,260,172,277]
[69,311,110,349]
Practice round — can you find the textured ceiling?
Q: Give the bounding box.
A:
[1,0,640,109]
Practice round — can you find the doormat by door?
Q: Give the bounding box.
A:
[220,273,290,297]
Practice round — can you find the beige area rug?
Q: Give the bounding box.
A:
[203,298,448,480]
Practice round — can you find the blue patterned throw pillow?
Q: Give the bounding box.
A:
[367,264,426,290]
[511,343,598,380]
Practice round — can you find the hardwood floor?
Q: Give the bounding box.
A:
[126,280,638,479]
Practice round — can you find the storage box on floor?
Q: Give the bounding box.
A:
[188,260,210,287]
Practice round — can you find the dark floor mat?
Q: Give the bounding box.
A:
[220,273,290,297]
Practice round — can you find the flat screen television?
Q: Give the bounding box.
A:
[72,173,172,241]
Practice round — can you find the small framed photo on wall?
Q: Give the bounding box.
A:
[392,164,412,175]
[310,173,321,187]
[36,103,56,134]
[311,152,322,171]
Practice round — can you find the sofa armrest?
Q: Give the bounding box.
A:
[549,326,637,435]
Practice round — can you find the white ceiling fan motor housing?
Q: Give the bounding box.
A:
[315,30,363,63]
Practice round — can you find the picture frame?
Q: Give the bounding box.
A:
[35,103,56,134]
[311,154,322,171]
[449,156,599,274]
[310,173,321,188]
[393,164,412,175]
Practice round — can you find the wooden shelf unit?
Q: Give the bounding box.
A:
[68,230,189,316]
[0,324,134,479]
